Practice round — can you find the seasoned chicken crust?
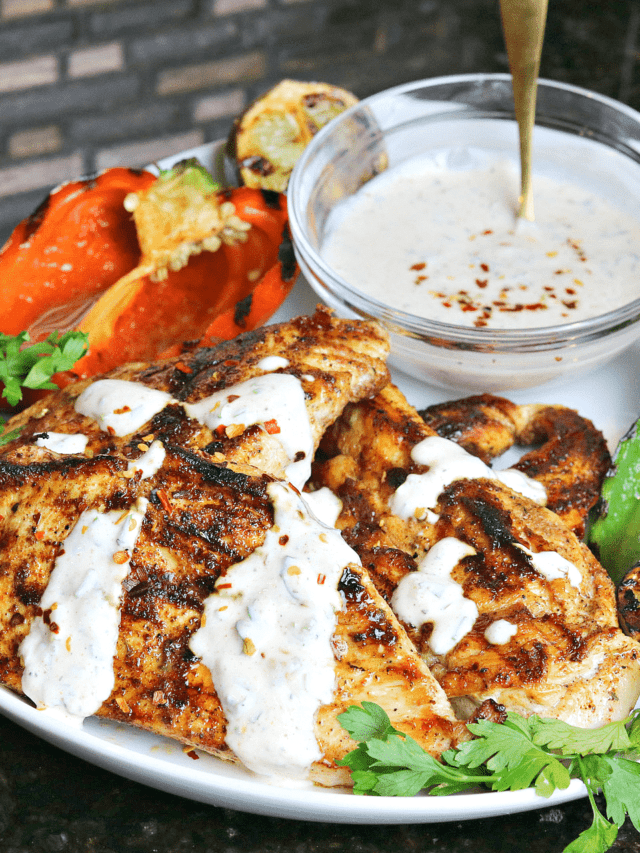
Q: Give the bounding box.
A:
[313,384,640,727]
[0,310,467,783]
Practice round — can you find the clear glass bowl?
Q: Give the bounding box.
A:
[288,73,640,391]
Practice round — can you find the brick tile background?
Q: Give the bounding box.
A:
[0,0,639,246]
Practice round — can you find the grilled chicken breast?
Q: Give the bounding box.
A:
[0,311,467,783]
[419,393,611,537]
[313,384,640,727]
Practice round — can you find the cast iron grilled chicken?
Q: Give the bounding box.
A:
[0,310,467,784]
[313,385,640,727]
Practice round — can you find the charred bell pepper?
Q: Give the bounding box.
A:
[589,414,640,638]
[589,415,640,586]
[617,560,640,639]
[0,159,298,384]
[0,167,157,337]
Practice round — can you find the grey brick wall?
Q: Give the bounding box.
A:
[1,0,639,245]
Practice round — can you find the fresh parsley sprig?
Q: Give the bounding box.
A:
[337,701,640,853]
[0,330,88,445]
[0,330,88,408]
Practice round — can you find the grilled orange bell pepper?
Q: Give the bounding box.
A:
[0,168,157,337]
[0,164,298,385]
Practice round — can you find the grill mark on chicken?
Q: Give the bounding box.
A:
[0,313,472,781]
[420,394,611,537]
[313,384,640,727]
[339,566,398,647]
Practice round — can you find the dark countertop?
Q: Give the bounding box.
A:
[2,2,640,851]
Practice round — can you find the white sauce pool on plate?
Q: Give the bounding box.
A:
[184,374,313,489]
[75,380,174,437]
[189,481,357,780]
[389,435,545,520]
[322,154,640,329]
[391,537,478,655]
[35,432,89,455]
[19,498,148,722]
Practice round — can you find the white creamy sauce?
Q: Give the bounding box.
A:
[301,487,343,528]
[75,380,174,437]
[517,543,582,588]
[389,435,545,520]
[74,375,313,489]
[183,374,313,490]
[322,155,640,329]
[19,498,148,722]
[391,537,478,655]
[494,467,547,505]
[257,356,290,371]
[189,481,356,780]
[35,432,88,455]
[127,440,166,480]
[484,619,518,645]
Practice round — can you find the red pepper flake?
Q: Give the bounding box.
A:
[410,262,426,271]
[475,279,488,288]
[227,394,240,403]
[217,582,232,590]
[224,359,239,366]
[49,621,60,634]
[35,530,45,541]
[562,300,578,309]
[214,424,226,437]
[107,426,116,436]
[279,535,289,545]
[175,361,193,374]
[480,263,489,272]
[264,418,281,435]
[414,275,428,284]
[317,573,326,585]
[461,304,478,312]
[156,488,172,513]
[482,229,493,235]
[113,406,131,414]
[184,748,200,760]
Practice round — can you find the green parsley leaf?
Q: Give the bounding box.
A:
[529,713,636,756]
[338,701,402,742]
[562,808,618,853]
[454,715,571,795]
[0,330,88,407]
[337,702,640,853]
[0,416,21,447]
[600,754,640,830]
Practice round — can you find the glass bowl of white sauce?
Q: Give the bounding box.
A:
[288,73,640,391]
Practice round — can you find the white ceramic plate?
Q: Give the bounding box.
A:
[2,142,639,824]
